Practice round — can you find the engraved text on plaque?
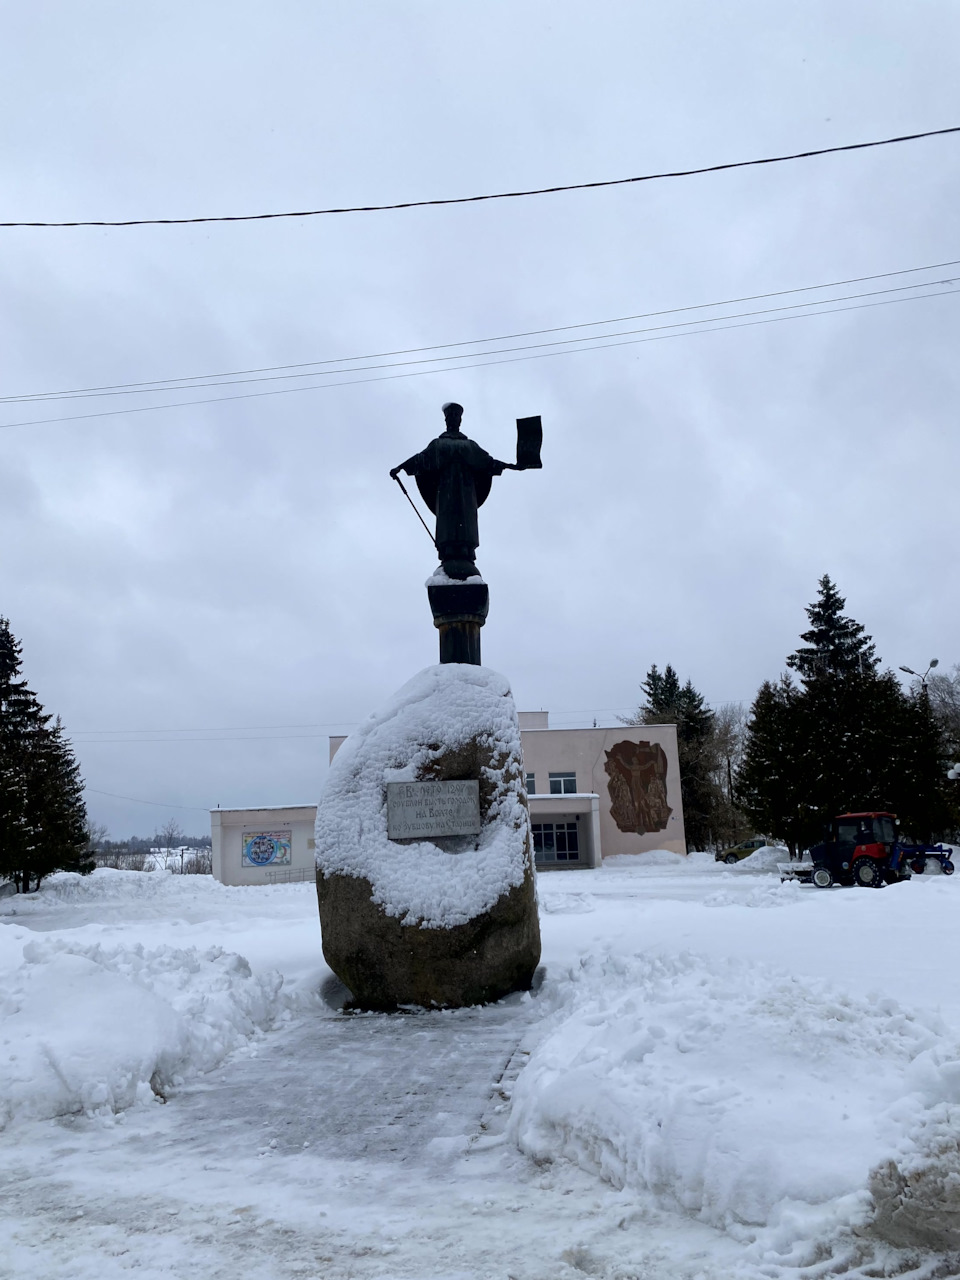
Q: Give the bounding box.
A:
[386,779,481,840]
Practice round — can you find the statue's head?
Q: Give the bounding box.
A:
[442,402,464,432]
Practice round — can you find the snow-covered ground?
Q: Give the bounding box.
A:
[2,855,960,1278]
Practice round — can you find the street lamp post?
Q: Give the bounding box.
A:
[899,659,939,690]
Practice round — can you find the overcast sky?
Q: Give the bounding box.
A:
[2,2,958,837]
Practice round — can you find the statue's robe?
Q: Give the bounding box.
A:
[398,432,506,567]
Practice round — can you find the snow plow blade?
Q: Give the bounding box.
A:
[779,862,814,884]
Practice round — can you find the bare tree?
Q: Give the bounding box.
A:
[705,702,749,849]
[184,847,213,875]
[153,819,184,872]
[85,820,109,853]
[928,665,960,753]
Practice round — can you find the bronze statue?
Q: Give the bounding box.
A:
[391,402,541,664]
[391,402,540,581]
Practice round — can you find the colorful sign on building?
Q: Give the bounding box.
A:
[241,830,292,867]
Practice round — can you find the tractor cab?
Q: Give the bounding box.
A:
[827,813,896,854]
[809,811,898,888]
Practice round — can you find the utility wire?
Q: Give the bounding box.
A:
[86,786,211,812]
[2,126,957,228]
[2,283,958,431]
[71,704,733,739]
[75,721,350,734]
[4,257,959,406]
[83,733,330,744]
[5,276,957,406]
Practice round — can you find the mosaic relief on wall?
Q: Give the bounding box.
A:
[603,740,672,835]
[241,830,292,867]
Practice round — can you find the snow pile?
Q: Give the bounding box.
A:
[0,868,319,922]
[315,664,530,928]
[703,878,804,908]
[0,936,283,1128]
[732,844,789,872]
[604,850,712,872]
[867,1047,960,1249]
[630,848,687,867]
[508,949,953,1247]
[0,866,224,911]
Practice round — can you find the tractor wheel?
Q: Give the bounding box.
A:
[911,858,926,876]
[724,853,739,865]
[943,861,955,876]
[852,857,883,888]
[812,866,833,888]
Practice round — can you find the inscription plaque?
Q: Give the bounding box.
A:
[386,779,481,840]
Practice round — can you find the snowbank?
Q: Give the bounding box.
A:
[315,663,530,928]
[735,843,790,872]
[603,850,714,872]
[508,948,960,1248]
[621,848,687,867]
[0,867,320,921]
[0,935,283,1128]
[0,866,226,911]
[703,879,805,909]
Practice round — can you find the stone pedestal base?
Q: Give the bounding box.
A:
[314,664,541,1010]
[428,581,488,666]
[317,869,539,1009]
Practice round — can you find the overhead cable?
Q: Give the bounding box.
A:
[85,786,211,812]
[2,126,958,229]
[2,282,958,431]
[4,256,959,406]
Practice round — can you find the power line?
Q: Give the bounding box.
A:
[2,282,958,431]
[79,732,331,744]
[86,786,210,812]
[74,720,350,734]
[9,276,960,405]
[3,125,957,229]
[68,705,664,741]
[4,257,958,406]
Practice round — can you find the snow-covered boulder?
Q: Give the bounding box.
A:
[315,664,540,1008]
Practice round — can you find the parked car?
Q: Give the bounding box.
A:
[715,836,768,865]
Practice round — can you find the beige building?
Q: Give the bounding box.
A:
[211,805,317,887]
[211,714,685,884]
[517,713,686,868]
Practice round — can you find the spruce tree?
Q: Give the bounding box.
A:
[736,677,807,856]
[785,575,878,681]
[624,664,720,851]
[0,618,90,890]
[26,718,92,884]
[0,618,48,886]
[737,579,954,849]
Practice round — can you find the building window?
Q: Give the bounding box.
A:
[548,772,577,795]
[525,772,536,795]
[533,821,580,864]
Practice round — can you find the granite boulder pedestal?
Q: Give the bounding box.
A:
[314,663,541,1009]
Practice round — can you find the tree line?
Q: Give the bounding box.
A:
[627,577,959,853]
[87,819,212,874]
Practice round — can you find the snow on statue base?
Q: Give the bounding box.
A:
[314,664,541,1010]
